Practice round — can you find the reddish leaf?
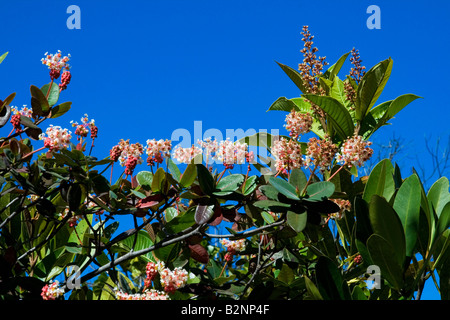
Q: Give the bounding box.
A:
[189,244,209,264]
[136,194,163,209]
[208,206,223,226]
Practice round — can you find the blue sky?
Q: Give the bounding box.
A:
[1,0,448,299]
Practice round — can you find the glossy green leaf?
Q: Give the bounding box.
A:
[216,174,244,192]
[369,195,406,265]
[316,256,351,300]
[302,94,354,139]
[355,58,393,121]
[151,167,165,193]
[30,85,50,114]
[306,181,335,202]
[275,61,308,93]
[180,163,197,188]
[323,51,350,81]
[427,176,450,219]
[289,168,307,194]
[253,200,290,211]
[196,164,214,195]
[287,210,307,233]
[269,176,299,200]
[136,171,153,188]
[41,82,60,107]
[242,175,258,196]
[167,157,181,182]
[384,94,422,121]
[435,202,450,242]
[367,234,404,290]
[0,52,8,64]
[393,174,421,257]
[363,159,395,203]
[50,102,71,119]
[304,276,323,300]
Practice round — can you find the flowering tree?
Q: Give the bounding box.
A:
[1,27,450,301]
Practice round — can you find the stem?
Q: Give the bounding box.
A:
[21,146,46,161]
[45,80,54,100]
[327,163,346,182]
[301,164,318,196]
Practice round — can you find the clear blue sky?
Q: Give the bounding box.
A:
[1,0,448,299]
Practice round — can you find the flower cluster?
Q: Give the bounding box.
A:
[220,239,246,262]
[349,48,366,84]
[143,261,188,294]
[215,139,253,169]
[304,136,338,172]
[71,114,97,140]
[146,139,172,166]
[198,137,219,163]
[336,135,373,168]
[10,105,33,132]
[329,198,351,220]
[172,138,253,168]
[110,139,144,175]
[271,137,303,175]
[39,125,72,152]
[159,267,189,294]
[298,26,328,95]
[41,280,65,300]
[284,110,313,139]
[172,144,203,164]
[59,70,72,91]
[114,289,169,300]
[41,50,71,80]
[143,261,165,289]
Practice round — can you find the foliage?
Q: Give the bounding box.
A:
[0,29,448,301]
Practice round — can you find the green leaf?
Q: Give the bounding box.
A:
[436,202,450,242]
[0,52,8,64]
[180,163,197,188]
[289,168,307,194]
[275,61,308,93]
[362,159,395,203]
[50,102,71,119]
[355,58,393,121]
[41,82,60,107]
[254,200,290,211]
[367,234,404,290]
[330,76,350,108]
[151,167,165,193]
[68,183,83,211]
[316,256,351,300]
[167,157,181,182]
[306,181,335,202]
[287,210,307,233]
[384,94,421,121]
[369,195,406,266]
[393,174,421,257]
[196,164,214,195]
[323,51,350,81]
[427,176,450,219]
[302,94,354,139]
[304,276,323,300]
[269,176,300,200]
[216,174,244,192]
[136,171,153,188]
[19,115,38,129]
[30,85,50,115]
[242,175,258,196]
